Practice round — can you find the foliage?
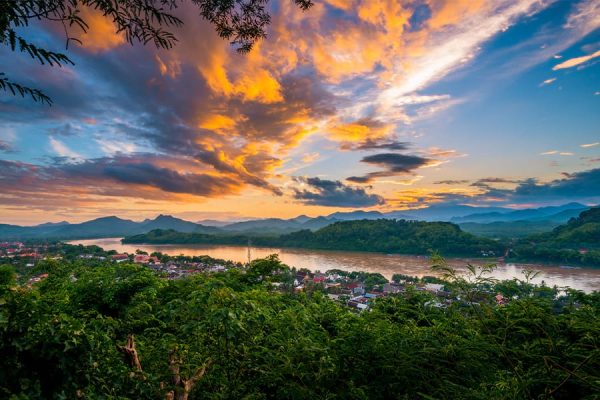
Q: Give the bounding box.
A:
[508,207,600,266]
[0,0,313,103]
[0,256,599,399]
[124,218,504,257]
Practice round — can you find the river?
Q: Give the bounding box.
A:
[68,238,600,292]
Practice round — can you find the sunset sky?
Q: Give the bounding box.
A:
[1,0,599,225]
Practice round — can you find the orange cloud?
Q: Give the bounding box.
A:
[328,118,393,142]
[199,114,238,131]
[427,0,486,29]
[552,49,600,70]
[75,6,125,53]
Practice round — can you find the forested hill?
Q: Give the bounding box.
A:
[530,207,600,248]
[509,207,600,266]
[123,219,503,257]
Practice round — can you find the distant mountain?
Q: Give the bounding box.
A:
[399,204,510,222]
[1,203,593,241]
[221,218,308,235]
[326,210,384,220]
[453,203,588,223]
[0,215,220,240]
[140,215,218,234]
[35,221,69,228]
[197,219,256,227]
[300,216,338,230]
[290,215,312,224]
[459,220,563,239]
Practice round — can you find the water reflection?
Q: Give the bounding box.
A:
[68,238,600,293]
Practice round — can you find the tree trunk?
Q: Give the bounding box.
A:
[166,351,212,400]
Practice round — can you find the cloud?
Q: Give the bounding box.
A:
[95,138,137,155]
[552,49,600,70]
[49,137,82,160]
[540,77,556,86]
[581,142,599,148]
[347,153,434,183]
[328,118,393,143]
[476,177,522,184]
[511,168,600,201]
[0,139,13,152]
[72,6,126,53]
[434,179,471,185]
[301,152,320,163]
[48,123,83,136]
[0,156,245,207]
[341,138,411,151]
[293,176,384,207]
[2,0,599,221]
[539,150,574,156]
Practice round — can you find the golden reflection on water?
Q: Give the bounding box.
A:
[69,238,600,293]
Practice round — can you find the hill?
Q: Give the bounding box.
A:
[452,202,588,223]
[459,220,563,238]
[123,219,503,257]
[0,215,221,240]
[508,207,600,266]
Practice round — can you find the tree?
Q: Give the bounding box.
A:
[0,0,313,104]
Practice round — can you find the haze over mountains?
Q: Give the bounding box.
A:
[0,203,592,240]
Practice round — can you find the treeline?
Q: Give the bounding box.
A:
[508,208,600,266]
[124,219,503,257]
[1,258,599,399]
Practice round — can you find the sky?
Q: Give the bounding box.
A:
[0,0,599,225]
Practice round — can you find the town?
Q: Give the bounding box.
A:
[2,241,511,312]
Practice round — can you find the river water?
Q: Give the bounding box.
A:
[69,238,600,292]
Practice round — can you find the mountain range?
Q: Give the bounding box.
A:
[0,203,593,240]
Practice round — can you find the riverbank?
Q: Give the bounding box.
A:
[68,238,600,292]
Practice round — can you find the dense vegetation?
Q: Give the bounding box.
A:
[508,208,600,266]
[124,219,503,257]
[1,256,599,399]
[459,220,562,239]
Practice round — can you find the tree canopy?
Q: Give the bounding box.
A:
[1,255,599,399]
[0,0,313,104]
[123,218,504,257]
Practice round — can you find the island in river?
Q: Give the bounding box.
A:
[122,219,504,257]
[123,213,600,267]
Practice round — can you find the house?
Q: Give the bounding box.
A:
[133,254,160,264]
[346,282,365,295]
[425,283,445,293]
[313,275,326,284]
[383,283,402,294]
[112,254,129,262]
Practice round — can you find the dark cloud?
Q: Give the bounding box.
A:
[345,139,411,151]
[0,140,13,152]
[434,179,470,185]
[0,9,341,204]
[347,153,433,183]
[0,156,246,208]
[477,177,521,184]
[293,177,384,207]
[48,123,83,136]
[512,168,600,200]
